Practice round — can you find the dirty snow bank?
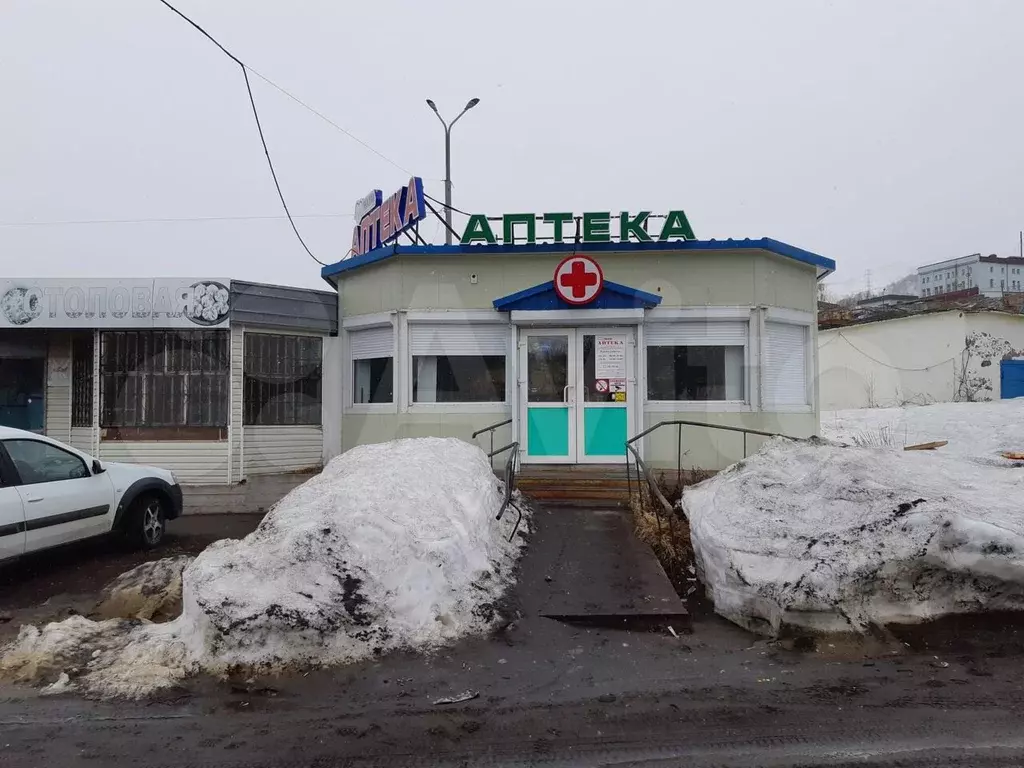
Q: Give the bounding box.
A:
[93,555,193,622]
[0,438,526,697]
[684,402,1024,636]
[822,400,1024,464]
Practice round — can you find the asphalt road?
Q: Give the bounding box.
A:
[4,513,1024,766]
[3,605,1024,767]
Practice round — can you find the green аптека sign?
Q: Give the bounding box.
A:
[459,211,695,246]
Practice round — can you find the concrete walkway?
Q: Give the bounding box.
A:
[517,504,688,625]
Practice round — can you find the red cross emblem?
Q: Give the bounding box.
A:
[554,255,604,305]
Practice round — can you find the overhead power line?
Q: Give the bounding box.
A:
[156,0,343,266]
[244,67,413,176]
[423,193,472,218]
[0,212,352,227]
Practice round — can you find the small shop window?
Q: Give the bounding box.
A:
[243,333,322,426]
[647,346,745,401]
[409,324,507,403]
[71,334,94,428]
[99,330,229,435]
[349,325,393,405]
[646,321,747,402]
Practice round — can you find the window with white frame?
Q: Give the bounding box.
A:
[349,324,393,404]
[645,321,747,401]
[763,321,809,408]
[409,323,507,403]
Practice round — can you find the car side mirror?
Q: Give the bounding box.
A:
[92,459,106,475]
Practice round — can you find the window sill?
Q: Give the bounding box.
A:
[406,403,510,414]
[345,404,397,415]
[243,423,324,429]
[761,404,813,414]
[644,401,752,413]
[100,427,228,441]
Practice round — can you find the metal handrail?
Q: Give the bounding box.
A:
[625,419,799,519]
[472,418,513,458]
[489,441,523,541]
[625,444,674,516]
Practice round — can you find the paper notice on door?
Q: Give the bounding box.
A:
[609,378,626,393]
[595,336,625,380]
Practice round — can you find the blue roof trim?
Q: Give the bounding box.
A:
[493,279,663,311]
[320,237,836,283]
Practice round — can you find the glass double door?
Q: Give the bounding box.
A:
[520,327,634,464]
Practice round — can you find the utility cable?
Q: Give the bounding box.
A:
[836,331,961,371]
[423,193,473,218]
[157,0,334,265]
[244,66,413,176]
[0,213,352,227]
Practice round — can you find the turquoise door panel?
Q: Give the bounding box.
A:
[583,407,627,456]
[527,407,570,457]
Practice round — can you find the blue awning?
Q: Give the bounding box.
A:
[492,280,662,311]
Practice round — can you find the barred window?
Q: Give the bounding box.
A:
[243,333,322,426]
[71,334,94,428]
[100,331,229,430]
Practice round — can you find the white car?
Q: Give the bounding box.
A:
[0,426,183,563]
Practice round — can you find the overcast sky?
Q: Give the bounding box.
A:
[2,0,1022,293]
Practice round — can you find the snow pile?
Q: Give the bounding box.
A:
[822,400,1024,465]
[0,438,525,697]
[684,403,1024,636]
[93,556,193,622]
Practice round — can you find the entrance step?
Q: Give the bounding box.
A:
[516,465,632,508]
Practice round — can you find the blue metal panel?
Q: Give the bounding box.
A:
[492,280,662,311]
[1001,360,1024,399]
[321,237,837,283]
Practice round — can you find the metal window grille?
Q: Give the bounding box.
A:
[99,330,229,427]
[243,333,322,426]
[71,334,94,427]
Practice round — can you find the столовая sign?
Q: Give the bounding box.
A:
[459,210,695,245]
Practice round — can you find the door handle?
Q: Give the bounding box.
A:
[562,384,570,403]
[25,496,44,504]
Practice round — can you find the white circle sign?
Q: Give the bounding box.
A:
[554,255,604,305]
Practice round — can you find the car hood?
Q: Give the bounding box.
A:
[102,461,177,486]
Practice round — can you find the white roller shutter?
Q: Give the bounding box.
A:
[645,321,748,347]
[763,321,808,407]
[348,325,393,359]
[409,323,508,356]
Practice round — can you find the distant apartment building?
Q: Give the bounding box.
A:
[918,253,1024,298]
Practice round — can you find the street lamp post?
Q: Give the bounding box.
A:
[426,98,480,244]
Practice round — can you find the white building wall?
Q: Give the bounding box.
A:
[321,335,342,464]
[98,440,230,484]
[44,333,72,444]
[819,311,1024,409]
[243,425,324,475]
[229,324,244,483]
[69,427,93,453]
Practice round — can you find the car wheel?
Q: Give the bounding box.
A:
[129,494,166,550]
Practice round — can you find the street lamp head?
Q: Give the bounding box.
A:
[465,97,480,110]
[425,99,438,112]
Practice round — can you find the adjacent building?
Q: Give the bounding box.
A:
[0,278,340,484]
[918,253,1024,298]
[819,298,1024,409]
[322,194,835,470]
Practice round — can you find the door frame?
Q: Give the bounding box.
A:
[574,327,636,465]
[515,323,639,465]
[518,328,577,465]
